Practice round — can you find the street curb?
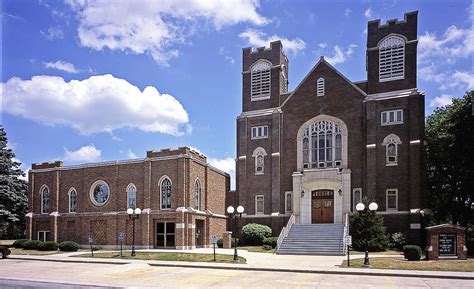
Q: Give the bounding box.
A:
[7,256,473,280]
[9,256,130,265]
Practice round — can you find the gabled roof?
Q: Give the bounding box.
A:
[281,57,367,107]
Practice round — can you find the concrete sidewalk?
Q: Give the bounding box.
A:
[8,248,474,280]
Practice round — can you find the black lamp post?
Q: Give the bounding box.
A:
[127,207,142,257]
[355,201,378,267]
[226,205,244,262]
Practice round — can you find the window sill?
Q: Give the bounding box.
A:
[379,76,405,83]
[386,163,398,167]
[251,96,271,102]
[251,136,269,140]
[381,122,404,126]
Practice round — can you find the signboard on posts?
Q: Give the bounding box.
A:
[346,235,352,246]
[88,234,93,244]
[118,231,125,241]
[211,235,218,244]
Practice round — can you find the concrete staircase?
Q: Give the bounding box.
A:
[277,224,345,255]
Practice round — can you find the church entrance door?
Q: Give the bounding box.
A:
[311,190,334,223]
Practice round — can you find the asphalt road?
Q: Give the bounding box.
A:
[0,259,472,288]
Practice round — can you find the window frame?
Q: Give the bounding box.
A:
[255,195,264,215]
[316,77,325,97]
[68,187,77,213]
[40,185,49,214]
[160,176,172,210]
[126,183,137,209]
[386,189,398,211]
[302,120,343,169]
[352,188,362,212]
[252,147,267,175]
[383,134,402,166]
[379,35,405,82]
[89,180,111,207]
[250,60,272,101]
[37,231,50,242]
[251,125,269,139]
[381,109,403,126]
[285,191,292,213]
[194,178,201,210]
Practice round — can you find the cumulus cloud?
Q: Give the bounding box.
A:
[452,71,474,90]
[430,95,453,108]
[364,8,373,18]
[419,25,474,63]
[239,29,306,54]
[344,8,352,17]
[318,42,327,49]
[65,0,268,65]
[64,144,101,162]
[43,60,80,73]
[127,149,138,159]
[325,44,357,66]
[1,74,190,136]
[208,157,235,190]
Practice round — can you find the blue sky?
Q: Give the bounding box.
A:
[1,0,473,187]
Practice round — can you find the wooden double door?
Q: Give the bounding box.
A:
[311,190,334,224]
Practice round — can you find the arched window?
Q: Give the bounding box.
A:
[379,35,405,82]
[41,186,49,214]
[317,78,325,96]
[251,60,271,100]
[252,147,267,175]
[194,179,201,210]
[68,188,77,213]
[127,184,137,209]
[383,134,402,165]
[160,177,172,209]
[302,120,343,168]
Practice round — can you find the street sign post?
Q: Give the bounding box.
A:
[211,235,218,262]
[346,235,352,267]
[118,232,125,257]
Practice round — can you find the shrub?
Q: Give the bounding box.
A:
[262,245,272,251]
[241,223,272,246]
[390,232,407,250]
[23,240,42,250]
[59,241,79,252]
[403,245,422,261]
[217,239,223,248]
[262,237,278,248]
[38,241,59,251]
[12,239,29,248]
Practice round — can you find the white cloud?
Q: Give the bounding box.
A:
[318,42,327,49]
[43,60,80,73]
[225,56,235,64]
[325,44,357,66]
[430,95,453,108]
[1,74,190,136]
[12,157,29,181]
[127,149,138,159]
[208,157,235,190]
[344,8,352,17]
[64,144,101,162]
[239,29,306,54]
[453,71,474,90]
[40,26,64,40]
[364,8,373,18]
[419,25,474,63]
[66,0,268,65]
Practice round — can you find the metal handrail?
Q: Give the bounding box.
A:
[276,214,295,251]
[342,212,350,255]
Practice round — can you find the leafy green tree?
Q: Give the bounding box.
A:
[425,92,473,227]
[0,127,28,239]
[350,197,389,252]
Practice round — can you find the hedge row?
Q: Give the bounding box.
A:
[12,239,79,252]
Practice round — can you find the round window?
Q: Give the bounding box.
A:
[90,180,110,206]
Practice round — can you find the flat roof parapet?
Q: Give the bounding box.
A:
[32,161,63,170]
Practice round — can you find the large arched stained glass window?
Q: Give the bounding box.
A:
[161,178,172,209]
[302,120,343,169]
[41,186,49,214]
[194,179,201,210]
[69,188,77,213]
[127,184,137,209]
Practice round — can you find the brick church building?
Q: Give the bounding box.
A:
[235,11,425,243]
[26,147,230,249]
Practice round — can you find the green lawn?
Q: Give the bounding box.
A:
[349,249,403,255]
[10,248,61,255]
[74,251,246,263]
[342,257,474,272]
[239,246,275,253]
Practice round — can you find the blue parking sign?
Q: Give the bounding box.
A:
[118,231,125,241]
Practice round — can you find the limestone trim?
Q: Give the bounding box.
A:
[296,114,349,171]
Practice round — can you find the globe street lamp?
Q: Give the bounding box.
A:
[356,201,378,267]
[127,207,141,257]
[227,205,244,262]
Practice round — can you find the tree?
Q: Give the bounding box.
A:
[350,197,389,252]
[425,91,473,227]
[0,127,28,239]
